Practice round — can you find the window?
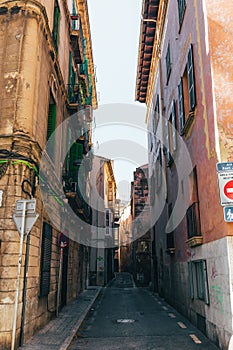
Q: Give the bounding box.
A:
[69,142,84,180]
[188,260,209,304]
[52,0,60,53]
[186,167,201,239]
[46,94,56,159]
[168,100,177,162]
[40,223,52,297]
[187,46,196,110]
[164,118,170,165]
[165,43,171,83]
[177,0,186,25]
[166,203,174,250]
[68,52,78,103]
[178,45,196,134]
[153,94,160,134]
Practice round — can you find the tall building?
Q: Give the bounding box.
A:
[135,0,233,348]
[131,164,151,286]
[0,0,97,348]
[89,156,116,286]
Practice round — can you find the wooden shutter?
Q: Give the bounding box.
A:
[187,45,196,111]
[52,0,60,52]
[40,223,52,297]
[171,100,177,151]
[46,102,56,158]
[69,142,83,177]
[178,79,185,132]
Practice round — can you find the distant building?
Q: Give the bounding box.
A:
[118,202,132,273]
[136,0,233,348]
[131,164,151,286]
[0,0,97,348]
[89,156,116,286]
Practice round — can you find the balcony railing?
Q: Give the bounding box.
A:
[67,84,80,105]
[70,14,84,64]
[63,173,91,222]
[186,202,201,239]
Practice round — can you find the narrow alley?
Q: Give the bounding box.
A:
[68,273,219,350]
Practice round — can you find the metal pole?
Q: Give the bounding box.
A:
[56,247,63,317]
[19,232,30,346]
[11,201,26,350]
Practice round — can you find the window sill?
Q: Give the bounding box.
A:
[180,110,195,136]
[186,236,203,248]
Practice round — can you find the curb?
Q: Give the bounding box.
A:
[58,287,102,350]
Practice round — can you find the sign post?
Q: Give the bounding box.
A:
[11,199,39,350]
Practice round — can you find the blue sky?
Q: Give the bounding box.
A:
[87,0,148,201]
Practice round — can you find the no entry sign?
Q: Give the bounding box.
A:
[224,180,233,200]
[217,163,233,206]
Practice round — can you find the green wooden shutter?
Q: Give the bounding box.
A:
[40,223,52,297]
[178,79,184,132]
[69,143,83,179]
[47,102,56,158]
[187,45,196,111]
[53,1,60,52]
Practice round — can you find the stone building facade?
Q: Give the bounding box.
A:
[89,156,116,286]
[131,164,151,286]
[0,0,97,349]
[136,0,233,348]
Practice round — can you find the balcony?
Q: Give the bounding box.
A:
[67,84,79,108]
[77,105,93,123]
[70,14,84,64]
[63,174,91,223]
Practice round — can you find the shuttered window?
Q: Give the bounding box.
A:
[189,260,209,304]
[165,43,171,83]
[46,96,56,159]
[40,223,52,297]
[171,100,177,151]
[187,45,196,111]
[69,142,83,179]
[177,0,186,25]
[178,79,185,132]
[52,0,60,53]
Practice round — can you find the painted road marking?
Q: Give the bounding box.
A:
[168,313,176,318]
[177,321,187,329]
[189,334,202,344]
[116,319,136,323]
[162,306,168,311]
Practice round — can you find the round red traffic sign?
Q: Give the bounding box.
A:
[224,180,233,200]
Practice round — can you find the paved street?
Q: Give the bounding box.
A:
[68,273,219,350]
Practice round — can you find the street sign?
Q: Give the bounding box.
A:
[13,213,39,235]
[223,206,233,222]
[216,163,233,206]
[15,199,36,213]
[224,180,233,200]
[13,199,39,235]
[216,162,233,172]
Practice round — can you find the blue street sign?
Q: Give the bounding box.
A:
[217,162,233,172]
[223,206,233,222]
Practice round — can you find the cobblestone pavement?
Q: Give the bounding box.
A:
[19,286,101,350]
